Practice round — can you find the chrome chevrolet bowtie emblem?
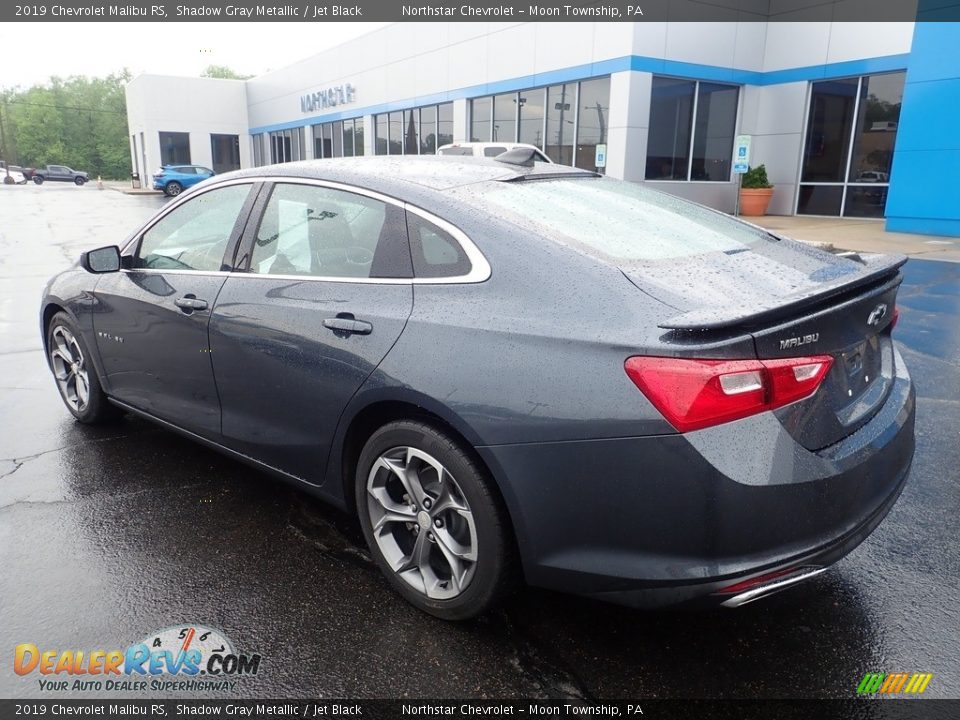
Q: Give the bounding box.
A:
[867,304,888,326]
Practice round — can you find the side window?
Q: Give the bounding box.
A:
[483,146,508,157]
[134,184,251,271]
[250,183,410,279]
[406,213,472,278]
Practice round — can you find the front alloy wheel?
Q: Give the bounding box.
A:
[49,325,91,414]
[356,421,515,620]
[46,312,119,424]
[366,446,479,600]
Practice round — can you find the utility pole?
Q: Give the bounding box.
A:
[0,104,10,183]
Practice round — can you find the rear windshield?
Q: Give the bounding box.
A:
[464,177,770,262]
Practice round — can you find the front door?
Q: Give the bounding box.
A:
[93,182,257,438]
[209,181,415,484]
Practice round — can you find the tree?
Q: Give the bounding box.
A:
[200,65,252,80]
[2,69,132,179]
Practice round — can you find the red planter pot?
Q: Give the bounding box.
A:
[739,187,775,216]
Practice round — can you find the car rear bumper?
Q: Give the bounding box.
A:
[478,347,915,607]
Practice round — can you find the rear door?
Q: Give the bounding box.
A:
[93,182,259,438]
[208,180,414,484]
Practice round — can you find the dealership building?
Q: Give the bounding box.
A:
[125,18,960,236]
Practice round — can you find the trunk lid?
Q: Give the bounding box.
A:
[622,241,905,450]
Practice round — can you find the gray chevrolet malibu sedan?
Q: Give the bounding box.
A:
[41,154,915,619]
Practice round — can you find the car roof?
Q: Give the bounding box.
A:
[220,156,593,195]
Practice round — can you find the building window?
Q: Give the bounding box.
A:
[545,83,576,165]
[518,89,545,148]
[437,103,453,147]
[353,119,365,156]
[799,72,905,217]
[492,93,517,143]
[420,105,437,154]
[575,77,610,171]
[646,77,739,182]
[470,97,492,142]
[268,128,305,164]
[159,131,191,165]
[210,134,241,173]
[469,78,610,168]
[373,103,454,156]
[312,118,363,158]
[251,134,264,167]
[388,112,403,154]
[375,115,388,155]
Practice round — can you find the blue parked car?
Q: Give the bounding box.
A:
[153,165,215,196]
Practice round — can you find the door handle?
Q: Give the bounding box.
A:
[323,315,372,335]
[175,296,208,312]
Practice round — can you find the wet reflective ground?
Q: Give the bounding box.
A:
[1,185,958,699]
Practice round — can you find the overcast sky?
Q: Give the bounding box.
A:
[0,23,390,88]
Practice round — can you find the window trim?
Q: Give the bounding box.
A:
[122,180,262,273]
[124,176,490,285]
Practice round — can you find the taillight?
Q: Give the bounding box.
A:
[624,355,834,432]
[890,306,900,330]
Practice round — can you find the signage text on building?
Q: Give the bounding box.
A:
[300,84,356,114]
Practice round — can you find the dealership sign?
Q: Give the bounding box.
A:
[300,84,356,114]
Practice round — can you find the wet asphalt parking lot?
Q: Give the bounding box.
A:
[1,183,958,701]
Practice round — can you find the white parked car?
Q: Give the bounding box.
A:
[437,142,552,163]
[2,167,27,185]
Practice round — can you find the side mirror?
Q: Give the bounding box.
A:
[80,245,122,274]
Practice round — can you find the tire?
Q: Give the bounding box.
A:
[33,175,44,185]
[165,181,182,197]
[74,177,86,186]
[46,312,119,424]
[356,420,516,620]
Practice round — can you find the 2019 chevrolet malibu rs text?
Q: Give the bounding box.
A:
[41,155,915,620]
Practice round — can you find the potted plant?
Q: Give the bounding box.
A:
[738,164,775,216]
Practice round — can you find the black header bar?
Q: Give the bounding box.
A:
[7,0,959,23]
[1,699,958,720]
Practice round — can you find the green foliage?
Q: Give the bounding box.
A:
[0,70,132,180]
[741,164,773,189]
[200,65,252,80]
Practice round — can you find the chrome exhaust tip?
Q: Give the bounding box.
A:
[718,566,828,608]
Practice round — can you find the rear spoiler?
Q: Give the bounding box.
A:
[659,253,907,331]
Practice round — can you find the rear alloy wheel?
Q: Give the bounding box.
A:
[47,312,118,424]
[356,421,515,620]
[165,181,182,197]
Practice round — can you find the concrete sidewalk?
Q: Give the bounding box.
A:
[751,215,960,262]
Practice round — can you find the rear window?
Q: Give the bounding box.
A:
[467,177,770,262]
[483,146,508,157]
[438,147,473,156]
[406,213,471,278]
